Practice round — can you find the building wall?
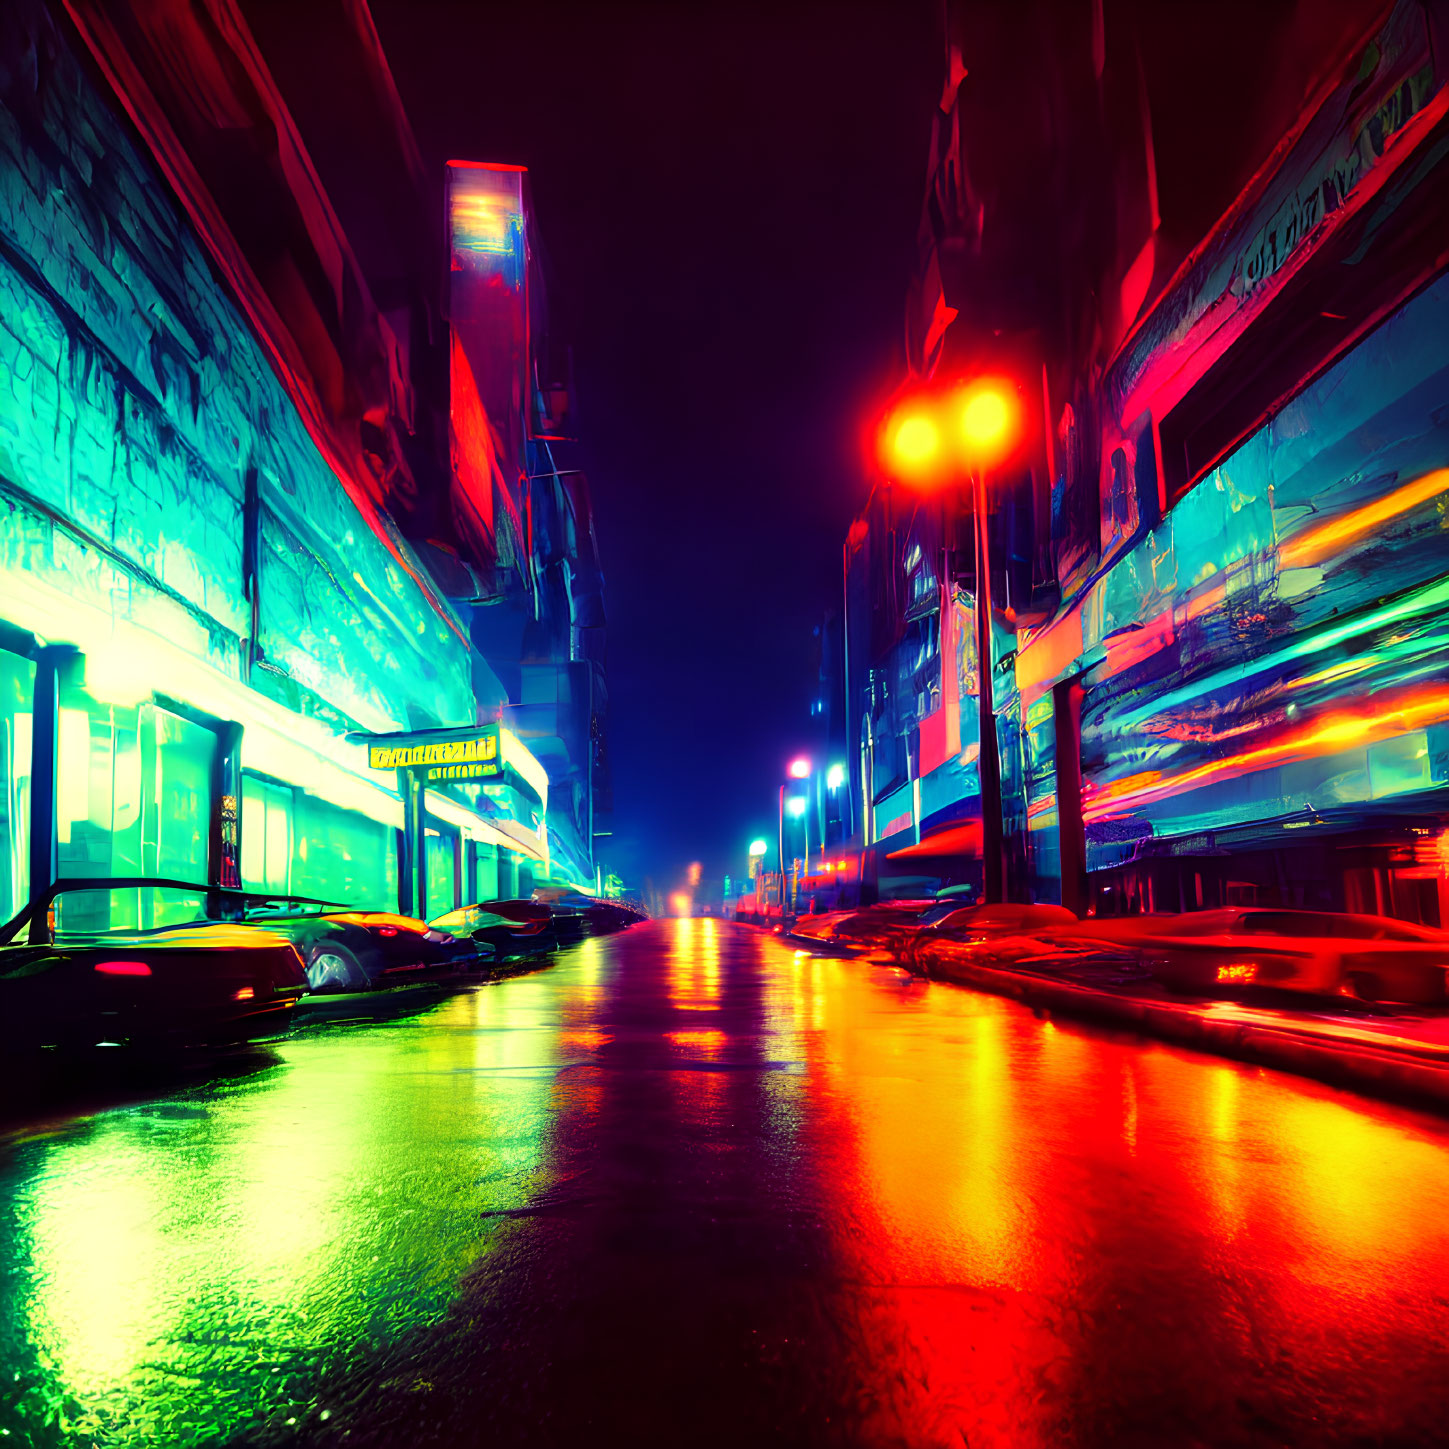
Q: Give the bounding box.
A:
[1008,0,1449,919]
[844,0,1449,920]
[0,0,472,739]
[1022,274,1449,876]
[0,0,533,918]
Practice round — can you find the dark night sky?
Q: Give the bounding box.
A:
[371,1,940,892]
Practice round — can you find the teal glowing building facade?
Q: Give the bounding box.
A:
[0,0,606,922]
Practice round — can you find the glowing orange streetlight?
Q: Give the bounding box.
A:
[955,378,1020,464]
[887,412,943,482]
[881,377,1020,488]
[876,374,1027,902]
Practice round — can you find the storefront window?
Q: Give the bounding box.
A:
[470,841,499,905]
[55,694,216,928]
[241,774,293,896]
[425,824,459,916]
[290,792,396,910]
[152,708,214,883]
[1,649,36,923]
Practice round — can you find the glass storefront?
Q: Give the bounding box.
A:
[55,690,216,928]
[3,654,411,922]
[240,774,293,896]
[288,786,397,911]
[470,841,499,905]
[1,649,36,923]
[425,823,459,917]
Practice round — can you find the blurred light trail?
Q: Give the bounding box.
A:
[1279,468,1449,568]
[1087,682,1449,820]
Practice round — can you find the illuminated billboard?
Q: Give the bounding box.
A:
[447,161,530,562]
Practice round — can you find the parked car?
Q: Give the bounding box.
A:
[826,899,958,955]
[0,878,307,1050]
[528,890,602,943]
[597,898,649,930]
[1135,908,1449,1005]
[239,895,483,992]
[431,900,558,959]
[921,902,1078,936]
[902,902,1074,971]
[533,888,645,936]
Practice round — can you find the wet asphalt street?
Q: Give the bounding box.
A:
[4,918,1449,1448]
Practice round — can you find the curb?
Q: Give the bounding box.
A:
[912,950,1449,1113]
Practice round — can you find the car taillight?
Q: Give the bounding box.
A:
[95,960,152,976]
[377,926,399,937]
[1215,961,1258,984]
[233,985,255,1001]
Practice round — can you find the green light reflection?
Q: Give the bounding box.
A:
[0,982,562,1444]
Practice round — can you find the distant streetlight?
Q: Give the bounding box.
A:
[826,763,846,791]
[748,839,769,857]
[878,376,1025,903]
[786,795,807,819]
[787,757,811,779]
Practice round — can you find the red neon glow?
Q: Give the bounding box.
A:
[448,330,500,547]
[787,757,811,779]
[94,960,152,976]
[445,160,528,172]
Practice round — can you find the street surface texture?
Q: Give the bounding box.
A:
[4,918,1449,1448]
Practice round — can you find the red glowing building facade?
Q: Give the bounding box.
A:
[833,0,1449,925]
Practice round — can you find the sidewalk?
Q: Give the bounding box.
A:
[785,923,1449,1113]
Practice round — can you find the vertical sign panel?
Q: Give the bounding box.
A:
[447,162,529,562]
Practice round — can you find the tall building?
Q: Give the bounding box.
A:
[0,0,607,923]
[840,0,1449,923]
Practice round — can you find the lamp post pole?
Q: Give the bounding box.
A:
[777,783,786,917]
[972,464,1005,904]
[881,377,1021,907]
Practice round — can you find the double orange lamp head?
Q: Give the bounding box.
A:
[880,377,1022,493]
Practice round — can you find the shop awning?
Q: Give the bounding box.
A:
[885,821,982,861]
[424,790,547,861]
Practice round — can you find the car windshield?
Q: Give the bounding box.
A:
[937,904,1076,932]
[432,906,505,932]
[917,903,963,926]
[0,881,352,946]
[46,883,217,941]
[243,898,336,920]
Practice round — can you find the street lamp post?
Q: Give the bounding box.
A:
[777,784,786,915]
[880,378,1023,904]
[971,462,1005,903]
[784,757,811,911]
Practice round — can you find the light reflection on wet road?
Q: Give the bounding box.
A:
[4,919,1449,1446]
